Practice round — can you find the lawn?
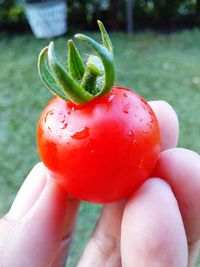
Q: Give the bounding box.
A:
[1,29,200,266]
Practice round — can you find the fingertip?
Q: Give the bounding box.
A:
[149,100,179,151]
[153,147,200,243]
[7,162,47,221]
[121,178,188,267]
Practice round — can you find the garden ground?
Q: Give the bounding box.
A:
[1,30,200,266]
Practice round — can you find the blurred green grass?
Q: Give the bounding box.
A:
[1,30,200,266]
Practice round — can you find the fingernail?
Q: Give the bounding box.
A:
[7,163,47,220]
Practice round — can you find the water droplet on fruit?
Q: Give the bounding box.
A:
[57,113,65,123]
[123,93,128,97]
[60,123,68,129]
[142,105,146,111]
[139,158,144,169]
[123,109,129,114]
[147,120,153,129]
[69,127,89,140]
[128,130,134,137]
[128,130,137,145]
[44,110,54,122]
[108,94,115,102]
[57,113,68,129]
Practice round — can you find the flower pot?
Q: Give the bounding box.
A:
[24,0,67,38]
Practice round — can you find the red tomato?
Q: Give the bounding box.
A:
[37,86,160,203]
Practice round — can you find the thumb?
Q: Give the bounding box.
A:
[0,163,69,267]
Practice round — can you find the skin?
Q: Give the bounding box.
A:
[0,100,200,267]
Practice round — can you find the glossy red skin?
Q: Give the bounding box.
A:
[37,86,161,203]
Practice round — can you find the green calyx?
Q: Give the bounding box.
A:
[38,20,115,105]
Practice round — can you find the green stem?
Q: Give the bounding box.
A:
[81,55,102,94]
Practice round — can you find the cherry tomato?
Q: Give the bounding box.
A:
[37,86,160,203]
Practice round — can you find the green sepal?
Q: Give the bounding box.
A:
[75,33,115,97]
[67,39,85,81]
[38,47,70,101]
[38,21,115,105]
[97,20,113,53]
[47,42,93,105]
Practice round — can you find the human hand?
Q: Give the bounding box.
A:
[0,101,200,267]
[0,164,80,267]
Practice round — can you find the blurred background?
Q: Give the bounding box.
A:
[2,0,200,33]
[1,0,200,266]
